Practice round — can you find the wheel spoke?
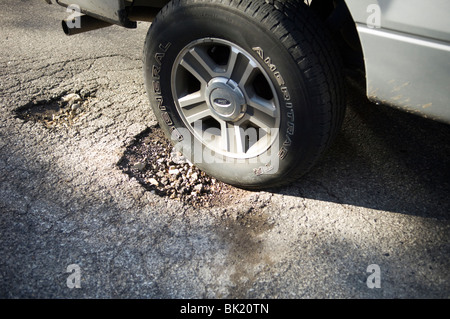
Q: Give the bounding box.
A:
[178,90,205,108]
[233,124,246,154]
[180,48,216,85]
[248,107,276,130]
[234,58,258,87]
[223,46,240,79]
[185,103,212,124]
[247,130,272,154]
[219,120,231,152]
[247,96,277,118]
[218,121,246,153]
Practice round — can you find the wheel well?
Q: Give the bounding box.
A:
[130,0,365,72]
[306,0,365,72]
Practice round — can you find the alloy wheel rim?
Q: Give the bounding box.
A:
[171,38,280,159]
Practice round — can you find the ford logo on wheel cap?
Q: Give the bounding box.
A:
[213,98,231,107]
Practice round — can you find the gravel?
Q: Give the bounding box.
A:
[118,126,249,208]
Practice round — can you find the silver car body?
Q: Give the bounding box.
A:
[53,0,450,123]
[345,0,450,124]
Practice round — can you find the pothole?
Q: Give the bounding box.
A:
[118,126,251,208]
[15,90,96,129]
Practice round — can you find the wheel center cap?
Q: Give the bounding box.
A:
[206,77,246,122]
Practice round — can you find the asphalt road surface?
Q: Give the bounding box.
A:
[0,0,449,299]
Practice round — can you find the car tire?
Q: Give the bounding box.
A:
[143,0,345,189]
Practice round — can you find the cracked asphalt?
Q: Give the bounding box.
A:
[0,0,449,299]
